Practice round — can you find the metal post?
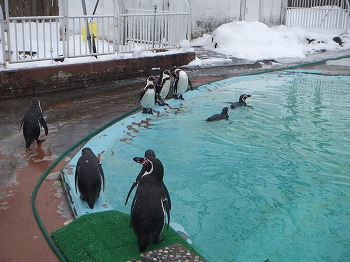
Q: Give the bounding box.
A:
[4,0,11,62]
[0,3,6,65]
[153,5,157,49]
[81,0,92,54]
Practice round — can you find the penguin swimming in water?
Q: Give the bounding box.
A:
[171,68,193,100]
[75,147,105,209]
[229,94,253,109]
[130,156,171,252]
[139,76,156,114]
[155,70,172,105]
[20,97,48,148]
[206,107,229,122]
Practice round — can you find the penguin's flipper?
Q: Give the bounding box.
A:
[125,181,137,206]
[188,78,194,91]
[74,164,80,194]
[162,197,171,228]
[156,93,165,106]
[39,116,48,136]
[138,88,147,102]
[19,118,24,132]
[98,163,105,192]
[164,185,171,211]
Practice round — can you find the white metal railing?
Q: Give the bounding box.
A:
[286,0,350,33]
[117,6,191,52]
[0,0,191,65]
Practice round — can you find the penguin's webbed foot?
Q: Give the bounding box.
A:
[36,138,46,143]
[148,109,153,115]
[153,236,164,244]
[180,95,184,100]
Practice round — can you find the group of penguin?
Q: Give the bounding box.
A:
[75,146,169,252]
[138,68,193,114]
[206,93,253,122]
[19,74,254,253]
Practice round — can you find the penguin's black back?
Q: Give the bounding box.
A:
[131,157,169,252]
[75,148,104,209]
[21,98,48,147]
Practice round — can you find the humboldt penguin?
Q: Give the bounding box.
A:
[155,70,172,105]
[130,156,171,252]
[139,76,156,114]
[20,97,48,148]
[75,148,105,209]
[171,68,193,100]
[125,149,156,206]
[126,149,171,209]
[206,107,229,122]
[229,94,253,109]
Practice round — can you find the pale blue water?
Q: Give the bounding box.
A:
[102,72,350,262]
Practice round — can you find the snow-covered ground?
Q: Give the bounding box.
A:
[190,21,350,67]
[1,21,350,70]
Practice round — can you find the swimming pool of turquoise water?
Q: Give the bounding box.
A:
[102,72,350,262]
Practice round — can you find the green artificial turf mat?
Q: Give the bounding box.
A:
[51,210,200,261]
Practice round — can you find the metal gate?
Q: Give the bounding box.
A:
[286,0,350,33]
[0,0,191,65]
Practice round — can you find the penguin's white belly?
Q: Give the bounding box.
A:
[175,73,188,95]
[160,81,170,99]
[140,90,155,108]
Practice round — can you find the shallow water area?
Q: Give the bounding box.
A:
[102,72,350,262]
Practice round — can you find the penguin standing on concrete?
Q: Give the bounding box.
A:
[206,107,229,122]
[139,76,156,114]
[75,147,105,209]
[171,68,193,100]
[20,97,48,148]
[130,156,171,252]
[229,94,253,109]
[155,70,172,105]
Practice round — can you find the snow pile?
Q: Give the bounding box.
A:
[192,21,349,62]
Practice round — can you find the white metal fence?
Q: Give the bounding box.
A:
[286,0,350,33]
[0,1,191,65]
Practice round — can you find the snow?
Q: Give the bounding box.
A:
[190,21,350,66]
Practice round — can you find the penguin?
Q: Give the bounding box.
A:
[206,107,229,122]
[130,156,171,252]
[155,70,172,105]
[75,147,105,209]
[20,97,48,148]
[125,149,156,206]
[139,76,156,114]
[229,94,253,109]
[126,149,171,210]
[171,68,193,100]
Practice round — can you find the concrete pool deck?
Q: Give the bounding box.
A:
[0,49,350,262]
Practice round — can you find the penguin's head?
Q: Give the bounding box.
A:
[31,97,40,105]
[146,76,156,85]
[239,94,251,102]
[221,107,229,115]
[170,68,181,78]
[82,147,94,155]
[142,156,164,180]
[163,70,171,77]
[144,149,156,158]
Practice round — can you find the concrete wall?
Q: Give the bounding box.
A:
[61,0,287,38]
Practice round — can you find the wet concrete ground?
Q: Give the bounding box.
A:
[0,49,349,261]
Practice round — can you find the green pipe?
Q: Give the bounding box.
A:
[31,54,350,261]
[31,106,140,261]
